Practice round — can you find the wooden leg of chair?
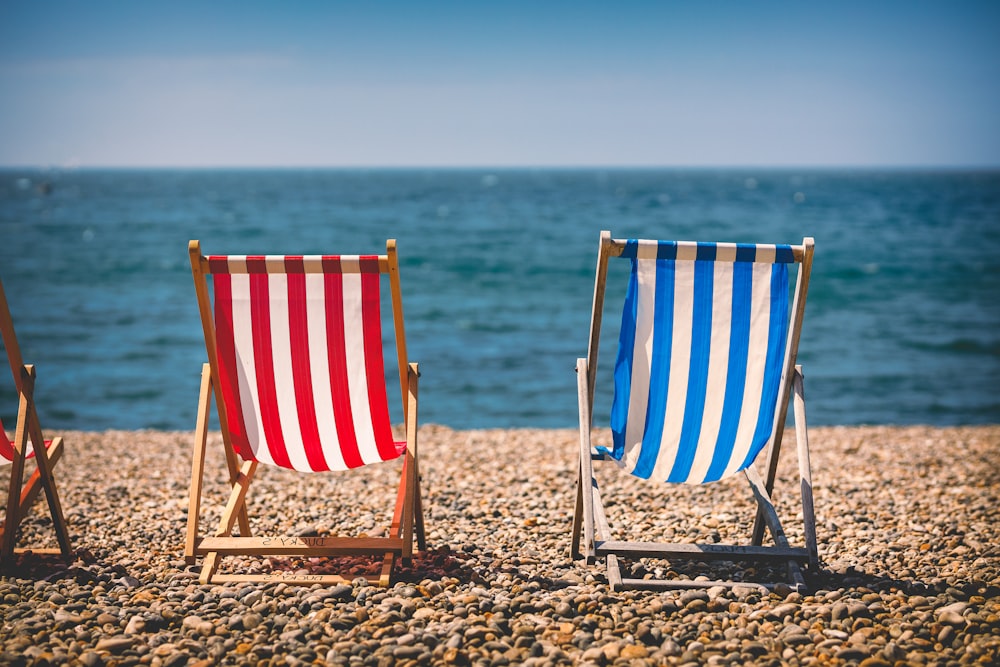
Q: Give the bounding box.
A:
[793,367,819,569]
[576,358,597,563]
[200,551,222,584]
[215,460,257,538]
[202,460,257,582]
[186,365,212,564]
[391,465,407,541]
[606,554,623,591]
[400,454,416,561]
[402,365,419,560]
[387,454,412,583]
[592,484,622,589]
[413,455,426,552]
[378,552,396,587]
[1,441,27,560]
[219,428,251,538]
[571,461,584,559]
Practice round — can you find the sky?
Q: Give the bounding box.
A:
[1,1,998,168]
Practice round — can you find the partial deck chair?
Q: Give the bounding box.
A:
[1,278,72,563]
[571,231,818,592]
[186,240,425,585]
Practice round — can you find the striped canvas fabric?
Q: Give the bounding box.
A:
[208,255,406,473]
[604,240,794,484]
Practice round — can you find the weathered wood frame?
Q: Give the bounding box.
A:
[185,240,425,586]
[1,278,72,563]
[571,231,818,591]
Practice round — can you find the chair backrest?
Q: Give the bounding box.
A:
[588,234,813,485]
[191,244,410,473]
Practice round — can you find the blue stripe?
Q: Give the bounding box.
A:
[774,245,795,263]
[704,262,752,482]
[739,263,790,470]
[632,259,674,479]
[695,243,716,261]
[609,259,640,460]
[735,245,757,262]
[621,240,641,260]
[666,259,714,482]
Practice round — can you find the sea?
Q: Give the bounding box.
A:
[1,168,998,432]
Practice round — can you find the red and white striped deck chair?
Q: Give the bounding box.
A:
[1,277,71,563]
[571,231,818,591]
[186,240,425,585]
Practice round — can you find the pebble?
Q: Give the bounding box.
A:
[1,425,998,666]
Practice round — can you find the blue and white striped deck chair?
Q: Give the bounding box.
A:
[571,231,818,591]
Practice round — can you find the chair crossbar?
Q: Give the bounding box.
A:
[607,238,808,263]
[204,255,389,275]
[596,540,811,563]
[618,578,775,593]
[207,573,381,585]
[194,535,405,557]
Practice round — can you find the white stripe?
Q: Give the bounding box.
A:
[341,272,380,465]
[685,261,734,484]
[302,256,325,273]
[722,263,773,477]
[306,273,347,471]
[267,274,310,472]
[229,273,276,467]
[635,240,659,260]
[650,259,694,482]
[755,245,777,263]
[715,243,738,262]
[622,258,657,473]
[674,242,699,261]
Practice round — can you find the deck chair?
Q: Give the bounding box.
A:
[1,277,72,563]
[571,231,818,591]
[186,240,425,585]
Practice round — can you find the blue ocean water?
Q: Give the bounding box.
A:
[1,168,997,431]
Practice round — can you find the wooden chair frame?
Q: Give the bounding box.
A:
[571,231,818,591]
[185,240,425,586]
[1,278,71,563]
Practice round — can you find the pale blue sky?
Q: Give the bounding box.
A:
[1,1,998,167]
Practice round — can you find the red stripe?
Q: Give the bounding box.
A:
[0,419,14,460]
[360,271,398,460]
[358,255,380,274]
[323,267,364,469]
[207,257,232,274]
[213,274,254,461]
[286,259,328,471]
[247,259,292,468]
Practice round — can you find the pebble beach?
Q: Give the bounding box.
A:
[2,425,999,666]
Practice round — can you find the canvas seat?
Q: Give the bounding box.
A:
[1,277,72,563]
[571,231,818,591]
[186,240,425,585]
